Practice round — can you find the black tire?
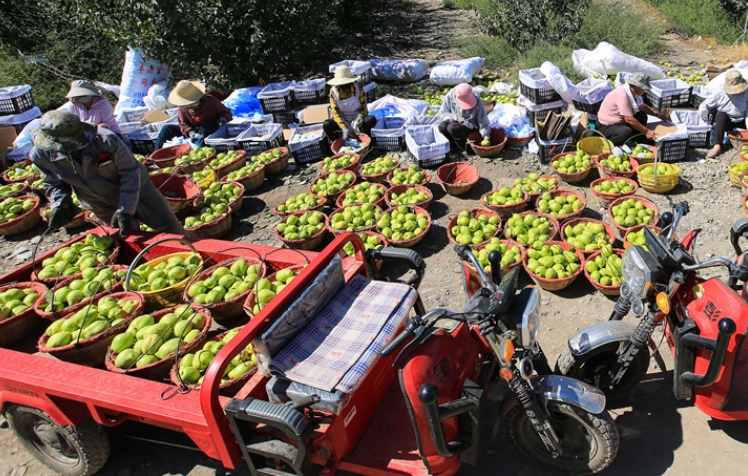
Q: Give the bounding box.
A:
[5,405,110,476]
[506,402,619,475]
[555,341,650,402]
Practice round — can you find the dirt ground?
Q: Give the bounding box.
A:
[3,0,748,475]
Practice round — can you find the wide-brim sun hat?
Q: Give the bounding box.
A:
[328,65,359,86]
[628,73,651,91]
[168,80,206,106]
[30,110,97,153]
[724,69,748,95]
[455,83,477,109]
[66,80,102,99]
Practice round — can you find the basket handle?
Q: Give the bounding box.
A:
[580,128,613,147]
[124,238,200,292]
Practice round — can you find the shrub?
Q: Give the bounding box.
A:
[647,0,741,43]
[574,1,663,58]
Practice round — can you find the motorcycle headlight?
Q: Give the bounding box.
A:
[519,287,541,350]
[622,246,653,298]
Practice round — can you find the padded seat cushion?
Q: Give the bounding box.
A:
[269,275,417,394]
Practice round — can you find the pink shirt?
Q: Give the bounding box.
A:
[597,87,635,126]
[59,96,121,134]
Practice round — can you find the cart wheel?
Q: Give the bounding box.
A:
[4,405,110,476]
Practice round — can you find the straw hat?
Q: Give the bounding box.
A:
[66,80,102,99]
[327,66,358,86]
[30,110,97,153]
[724,70,748,95]
[168,80,206,106]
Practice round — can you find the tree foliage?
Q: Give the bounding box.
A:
[471,0,590,51]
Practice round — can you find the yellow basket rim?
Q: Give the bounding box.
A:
[136,251,204,296]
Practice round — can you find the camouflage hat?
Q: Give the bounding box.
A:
[724,70,748,95]
[30,110,97,152]
[628,73,651,91]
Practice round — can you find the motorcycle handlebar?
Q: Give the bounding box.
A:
[453,245,494,290]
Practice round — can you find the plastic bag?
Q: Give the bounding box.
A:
[142,83,172,110]
[574,78,612,104]
[114,47,170,114]
[429,57,485,86]
[540,62,576,103]
[369,59,429,82]
[490,82,517,95]
[223,87,264,118]
[368,95,418,119]
[12,118,41,149]
[572,42,664,80]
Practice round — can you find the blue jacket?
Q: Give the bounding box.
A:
[31,130,148,216]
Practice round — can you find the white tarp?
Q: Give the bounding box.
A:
[572,42,665,80]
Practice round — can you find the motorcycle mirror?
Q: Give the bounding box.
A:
[488,250,503,286]
[660,211,674,230]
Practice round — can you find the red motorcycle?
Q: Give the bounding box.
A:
[557,202,748,420]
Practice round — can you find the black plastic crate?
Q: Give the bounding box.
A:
[241,134,286,156]
[211,143,242,154]
[291,140,329,165]
[129,137,156,155]
[294,89,327,107]
[526,106,562,126]
[658,138,690,162]
[686,131,709,148]
[691,93,707,109]
[365,86,376,103]
[520,82,561,105]
[371,135,405,152]
[538,139,572,164]
[356,70,371,87]
[644,89,691,110]
[572,99,603,113]
[260,92,296,114]
[0,90,35,116]
[272,111,299,125]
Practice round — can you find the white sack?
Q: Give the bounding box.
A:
[429,57,485,86]
[572,42,664,80]
[369,59,429,82]
[540,62,577,103]
[142,83,172,110]
[115,47,170,114]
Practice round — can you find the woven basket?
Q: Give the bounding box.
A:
[385,184,433,209]
[335,183,387,209]
[629,144,658,165]
[623,225,663,249]
[126,252,204,311]
[273,194,326,217]
[309,170,357,205]
[437,162,479,196]
[0,182,29,199]
[743,193,748,218]
[37,292,145,367]
[359,158,400,184]
[506,133,534,149]
[244,265,308,318]
[221,163,265,193]
[596,153,640,179]
[0,282,47,347]
[589,177,639,208]
[549,152,594,183]
[447,208,502,247]
[331,133,371,157]
[173,159,206,176]
[0,194,41,236]
[169,326,257,396]
[40,207,87,229]
[538,189,587,222]
[637,163,680,193]
[468,128,508,158]
[328,204,383,236]
[607,196,660,235]
[481,189,530,217]
[104,305,212,381]
[740,150,748,163]
[741,174,748,194]
[185,209,233,239]
[503,211,560,246]
[275,212,329,251]
[225,182,245,213]
[31,235,121,286]
[378,205,431,248]
[523,175,560,203]
[728,162,748,188]
[259,147,290,175]
[2,160,40,184]
[560,218,616,255]
[386,167,432,187]
[213,150,247,178]
[150,174,202,215]
[318,153,362,175]
[522,241,585,292]
[149,144,192,168]
[583,249,625,297]
[34,265,129,321]
[728,130,748,150]
[182,258,267,321]
[463,240,526,296]
[577,136,613,160]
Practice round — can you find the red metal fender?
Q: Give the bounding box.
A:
[0,388,89,427]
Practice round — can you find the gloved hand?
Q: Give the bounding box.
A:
[341,127,350,139]
[189,131,203,142]
[111,211,134,237]
[48,207,74,229]
[700,108,710,122]
[218,118,228,127]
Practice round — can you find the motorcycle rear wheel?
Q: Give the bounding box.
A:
[555,342,650,402]
[506,402,618,475]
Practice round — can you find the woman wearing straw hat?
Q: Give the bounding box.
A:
[597,73,664,146]
[31,110,184,236]
[155,80,233,149]
[323,66,377,142]
[58,80,121,134]
[437,83,490,155]
[699,69,748,158]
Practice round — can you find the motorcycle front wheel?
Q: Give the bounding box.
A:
[555,342,650,402]
[506,402,618,475]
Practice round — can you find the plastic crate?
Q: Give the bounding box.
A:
[657,137,690,162]
[572,99,603,113]
[120,106,150,123]
[0,85,35,116]
[519,69,561,104]
[129,137,157,155]
[537,137,573,164]
[370,116,406,152]
[691,86,708,109]
[405,125,450,168]
[258,82,296,113]
[293,79,327,106]
[0,106,41,134]
[237,123,286,155]
[204,122,254,153]
[670,110,710,149]
[289,124,328,164]
[364,82,377,103]
[523,98,564,126]
[572,78,610,113]
[644,79,692,110]
[272,110,300,125]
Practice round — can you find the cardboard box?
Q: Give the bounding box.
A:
[140,110,171,124]
[0,126,18,172]
[283,129,294,141]
[302,105,331,124]
[648,121,679,138]
[706,62,733,80]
